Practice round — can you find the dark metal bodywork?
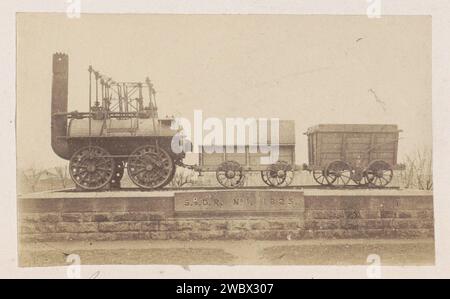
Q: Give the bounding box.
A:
[50,53,185,190]
[51,53,70,159]
[50,53,183,163]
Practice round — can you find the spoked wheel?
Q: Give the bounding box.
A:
[216,161,245,188]
[354,175,370,186]
[110,160,125,188]
[366,160,393,188]
[69,146,115,191]
[325,160,353,187]
[261,169,271,186]
[127,145,176,189]
[312,169,330,186]
[261,161,294,188]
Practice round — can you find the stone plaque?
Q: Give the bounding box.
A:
[174,189,305,213]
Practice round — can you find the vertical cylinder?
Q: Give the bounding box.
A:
[51,52,70,159]
[88,66,92,136]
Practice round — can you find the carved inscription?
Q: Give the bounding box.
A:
[175,190,305,213]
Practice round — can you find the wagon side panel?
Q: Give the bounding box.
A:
[199,146,251,168]
[247,145,295,167]
[315,132,343,168]
[369,131,399,166]
[342,132,372,167]
[278,145,295,165]
[199,146,225,168]
[307,124,400,169]
[225,146,248,166]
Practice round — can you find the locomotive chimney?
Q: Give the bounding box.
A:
[51,52,70,159]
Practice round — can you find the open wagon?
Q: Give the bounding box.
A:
[305,124,402,187]
[197,120,298,188]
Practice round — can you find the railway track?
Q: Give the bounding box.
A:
[60,185,401,193]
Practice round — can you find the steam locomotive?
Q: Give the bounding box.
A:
[50,53,402,191]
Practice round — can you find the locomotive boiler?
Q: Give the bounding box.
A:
[51,53,185,190]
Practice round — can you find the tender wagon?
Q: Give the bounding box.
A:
[198,120,297,188]
[305,124,402,187]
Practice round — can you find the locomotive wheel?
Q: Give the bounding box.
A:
[366,160,393,188]
[261,161,294,188]
[216,161,245,188]
[110,160,125,188]
[325,160,352,187]
[127,145,175,189]
[69,146,115,191]
[312,170,329,185]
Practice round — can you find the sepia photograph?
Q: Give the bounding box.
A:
[15,12,434,272]
[4,0,450,283]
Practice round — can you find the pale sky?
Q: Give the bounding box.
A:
[16,14,431,170]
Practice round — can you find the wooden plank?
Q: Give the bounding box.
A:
[320,134,341,144]
[249,156,262,166]
[346,137,372,143]
[345,143,371,151]
[307,124,399,134]
[318,143,342,152]
[393,133,399,165]
[224,153,247,165]
[252,120,296,145]
[315,133,318,166]
[319,153,341,160]
[202,153,225,166]
[371,152,395,160]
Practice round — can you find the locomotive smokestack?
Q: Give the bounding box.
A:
[51,52,70,159]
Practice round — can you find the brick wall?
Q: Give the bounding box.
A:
[304,194,434,239]
[18,190,434,242]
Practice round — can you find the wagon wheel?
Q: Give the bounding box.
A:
[127,145,175,189]
[312,169,330,185]
[325,160,353,187]
[216,161,245,188]
[314,169,337,185]
[351,167,370,186]
[366,160,393,188]
[69,146,115,191]
[354,174,370,186]
[110,160,125,188]
[262,161,294,188]
[261,169,271,186]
